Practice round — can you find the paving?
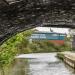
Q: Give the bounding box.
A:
[62,52,75,60]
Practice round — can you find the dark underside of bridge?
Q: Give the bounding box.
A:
[0,0,75,44]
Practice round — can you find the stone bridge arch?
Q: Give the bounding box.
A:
[0,0,75,44]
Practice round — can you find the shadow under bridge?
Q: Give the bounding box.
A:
[0,0,75,44]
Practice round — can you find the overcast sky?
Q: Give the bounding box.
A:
[35,27,70,34]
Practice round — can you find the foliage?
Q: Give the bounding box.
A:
[0,29,33,75]
[17,39,71,54]
[57,52,65,60]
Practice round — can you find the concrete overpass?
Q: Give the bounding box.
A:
[0,0,75,44]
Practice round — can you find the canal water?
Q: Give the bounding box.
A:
[9,53,75,75]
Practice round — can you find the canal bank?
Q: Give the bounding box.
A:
[57,52,75,69]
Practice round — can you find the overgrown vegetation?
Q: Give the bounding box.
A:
[0,29,33,75]
[57,52,65,60]
[17,40,71,54]
[0,29,72,75]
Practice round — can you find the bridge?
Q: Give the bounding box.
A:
[0,0,75,44]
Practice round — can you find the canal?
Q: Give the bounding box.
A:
[8,53,75,75]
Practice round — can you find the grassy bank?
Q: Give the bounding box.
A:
[57,52,65,60]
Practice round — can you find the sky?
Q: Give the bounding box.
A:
[35,27,70,34]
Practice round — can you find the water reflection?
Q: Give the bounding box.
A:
[3,53,75,75]
[10,59,30,75]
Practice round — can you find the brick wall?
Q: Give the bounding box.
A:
[49,40,64,45]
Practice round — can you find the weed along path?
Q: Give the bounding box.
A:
[9,53,75,75]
